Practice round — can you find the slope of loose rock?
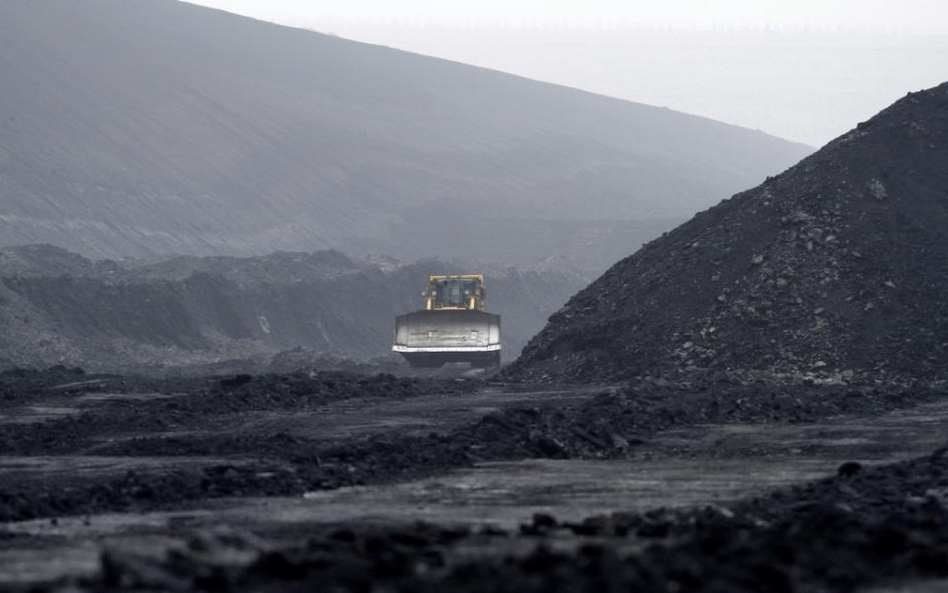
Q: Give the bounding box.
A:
[506,82,948,383]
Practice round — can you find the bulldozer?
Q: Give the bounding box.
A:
[393,274,501,368]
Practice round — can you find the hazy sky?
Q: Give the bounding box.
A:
[186,1,948,145]
[188,1,948,32]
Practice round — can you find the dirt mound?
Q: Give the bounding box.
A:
[506,82,948,383]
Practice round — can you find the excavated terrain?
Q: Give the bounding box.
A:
[24,450,948,593]
[2,367,948,592]
[506,82,948,384]
[2,367,945,523]
[0,245,585,371]
[2,73,947,593]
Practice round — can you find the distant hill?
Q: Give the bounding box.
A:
[505,82,948,383]
[0,245,585,371]
[0,0,810,271]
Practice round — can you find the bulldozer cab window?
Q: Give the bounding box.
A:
[434,279,477,308]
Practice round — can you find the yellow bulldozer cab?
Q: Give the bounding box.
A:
[424,274,486,311]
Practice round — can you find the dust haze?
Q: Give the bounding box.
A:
[190,0,948,145]
[3,2,948,592]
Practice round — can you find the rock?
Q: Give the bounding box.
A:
[837,461,863,477]
[868,178,888,200]
[532,513,558,529]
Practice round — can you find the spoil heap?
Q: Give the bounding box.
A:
[507,82,948,383]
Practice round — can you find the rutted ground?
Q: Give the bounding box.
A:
[2,369,945,522]
[2,368,948,591]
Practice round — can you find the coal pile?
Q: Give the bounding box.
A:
[506,82,948,383]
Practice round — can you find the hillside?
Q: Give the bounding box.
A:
[0,245,585,371]
[505,82,948,382]
[0,0,809,271]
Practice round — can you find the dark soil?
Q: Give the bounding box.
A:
[0,366,101,405]
[21,444,948,593]
[0,370,475,456]
[95,375,945,461]
[507,81,948,384]
[1,371,944,523]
